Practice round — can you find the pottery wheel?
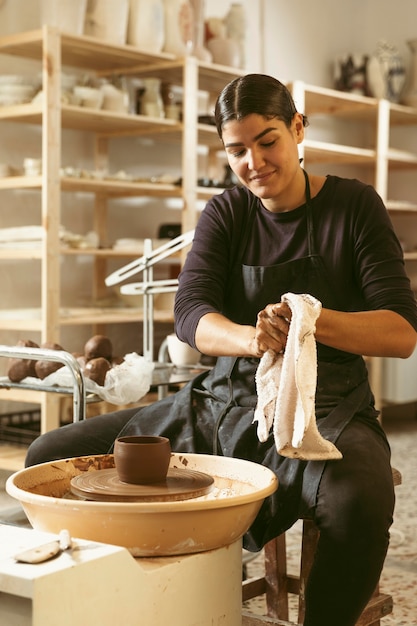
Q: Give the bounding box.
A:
[70,467,214,502]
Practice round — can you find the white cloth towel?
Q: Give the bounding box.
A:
[253,292,342,460]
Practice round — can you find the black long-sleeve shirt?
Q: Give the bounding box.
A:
[175,175,417,357]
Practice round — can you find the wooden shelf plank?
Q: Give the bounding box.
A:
[0,174,41,189]
[0,307,174,330]
[387,200,417,212]
[0,102,182,135]
[304,139,376,164]
[0,28,176,71]
[387,148,417,167]
[389,102,417,125]
[0,174,182,196]
[61,176,182,196]
[289,82,378,118]
[404,251,417,261]
[62,247,181,259]
[0,249,42,260]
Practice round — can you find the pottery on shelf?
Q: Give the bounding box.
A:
[127,0,165,53]
[224,2,246,69]
[189,0,212,62]
[334,53,370,96]
[41,0,87,36]
[141,77,165,118]
[403,38,417,108]
[84,0,129,46]
[207,36,241,68]
[163,0,194,57]
[367,40,406,102]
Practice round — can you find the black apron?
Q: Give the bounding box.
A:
[118,171,380,551]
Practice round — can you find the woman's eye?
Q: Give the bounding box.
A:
[261,140,276,148]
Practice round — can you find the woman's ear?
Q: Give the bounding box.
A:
[292,113,305,143]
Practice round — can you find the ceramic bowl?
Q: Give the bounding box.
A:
[73,86,104,109]
[6,452,278,557]
[114,435,171,484]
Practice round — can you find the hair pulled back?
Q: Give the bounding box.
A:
[214,74,308,139]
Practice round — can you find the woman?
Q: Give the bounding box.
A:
[27,74,417,626]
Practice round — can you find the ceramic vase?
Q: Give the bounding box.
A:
[127,0,165,53]
[163,0,194,57]
[207,36,241,68]
[334,54,369,95]
[224,2,246,69]
[41,0,87,35]
[403,38,417,108]
[141,78,165,118]
[84,0,129,45]
[367,40,406,102]
[189,0,212,62]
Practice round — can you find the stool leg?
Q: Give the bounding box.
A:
[298,519,319,624]
[265,535,289,620]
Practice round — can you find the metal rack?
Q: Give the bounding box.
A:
[106,231,195,362]
[0,345,86,422]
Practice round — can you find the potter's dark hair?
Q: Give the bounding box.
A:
[214,74,309,138]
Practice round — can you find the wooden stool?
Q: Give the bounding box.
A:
[242,467,402,626]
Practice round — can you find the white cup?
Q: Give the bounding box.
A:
[166,334,200,367]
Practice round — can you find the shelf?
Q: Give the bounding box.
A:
[197,186,224,200]
[61,176,182,197]
[403,251,417,261]
[388,102,417,125]
[0,174,219,202]
[304,139,376,164]
[61,247,180,258]
[387,148,417,168]
[0,307,174,331]
[386,200,417,213]
[0,109,222,146]
[198,123,222,147]
[0,246,180,260]
[120,58,245,93]
[0,28,176,71]
[0,102,182,136]
[289,82,379,119]
[0,172,226,200]
[0,28,246,87]
[0,248,42,260]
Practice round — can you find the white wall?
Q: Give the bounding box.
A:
[263,0,417,87]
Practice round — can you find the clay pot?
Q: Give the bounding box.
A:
[114,435,171,484]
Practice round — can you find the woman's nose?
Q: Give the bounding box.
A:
[246,148,265,170]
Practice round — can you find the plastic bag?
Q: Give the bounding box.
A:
[39,352,154,404]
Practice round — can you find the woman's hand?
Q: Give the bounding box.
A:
[252,302,292,356]
[194,304,292,359]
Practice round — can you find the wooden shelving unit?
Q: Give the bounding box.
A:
[290,81,417,408]
[0,27,244,431]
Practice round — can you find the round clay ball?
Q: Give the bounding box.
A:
[34,342,66,380]
[7,339,40,382]
[83,357,111,386]
[84,335,113,362]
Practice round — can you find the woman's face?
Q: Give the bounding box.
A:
[221,112,305,212]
